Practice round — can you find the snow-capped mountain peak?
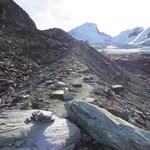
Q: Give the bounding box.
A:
[69,23,150,48]
[112,27,144,45]
[130,27,150,44]
[69,23,112,49]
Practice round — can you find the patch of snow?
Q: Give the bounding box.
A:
[131,27,150,44]
[112,27,144,45]
[102,47,150,54]
[69,23,150,49]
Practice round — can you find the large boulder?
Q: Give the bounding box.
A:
[65,101,150,150]
[0,110,81,150]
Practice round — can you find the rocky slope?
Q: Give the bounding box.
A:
[0,1,150,149]
[0,0,36,29]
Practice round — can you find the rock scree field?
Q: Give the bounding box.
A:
[0,0,150,150]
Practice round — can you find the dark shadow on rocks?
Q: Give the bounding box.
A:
[21,115,80,150]
[20,120,59,150]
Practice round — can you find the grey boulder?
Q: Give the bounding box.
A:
[0,110,81,150]
[65,101,150,150]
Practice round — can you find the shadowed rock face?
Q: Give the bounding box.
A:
[66,101,150,150]
[0,0,36,29]
[114,53,150,77]
[0,0,9,17]
[0,0,10,7]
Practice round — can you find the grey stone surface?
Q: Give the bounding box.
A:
[63,94,74,101]
[0,110,81,150]
[66,101,150,150]
[50,90,65,99]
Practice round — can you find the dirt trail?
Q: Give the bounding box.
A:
[73,76,94,100]
[47,74,95,117]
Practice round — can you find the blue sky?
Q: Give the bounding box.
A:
[14,0,150,36]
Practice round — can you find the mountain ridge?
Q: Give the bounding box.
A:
[0,0,149,129]
[0,1,150,149]
[131,27,150,45]
[69,23,150,48]
[112,27,144,45]
[69,23,112,49]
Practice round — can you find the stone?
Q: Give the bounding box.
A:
[45,80,55,85]
[83,76,94,83]
[18,102,29,110]
[63,94,74,101]
[64,87,69,92]
[65,101,150,150]
[22,94,30,98]
[31,101,45,109]
[37,83,48,92]
[72,82,82,88]
[50,90,65,99]
[56,81,67,88]
[85,98,95,103]
[30,111,54,123]
[111,84,124,94]
[0,110,81,150]
[93,88,104,95]
[111,85,123,89]
[0,79,14,85]
[66,68,73,72]
[104,87,113,95]
[0,79,15,95]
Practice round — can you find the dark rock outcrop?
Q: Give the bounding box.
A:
[0,0,36,29]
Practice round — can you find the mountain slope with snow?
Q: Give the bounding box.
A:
[130,27,150,45]
[112,27,144,45]
[69,23,112,49]
[69,23,150,48]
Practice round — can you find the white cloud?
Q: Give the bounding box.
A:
[14,0,150,36]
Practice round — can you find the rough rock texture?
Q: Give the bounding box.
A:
[66,101,150,150]
[0,110,81,150]
[114,53,150,78]
[0,1,150,149]
[0,0,36,29]
[0,0,150,132]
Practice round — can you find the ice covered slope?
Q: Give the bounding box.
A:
[131,27,150,45]
[112,27,144,45]
[69,23,112,48]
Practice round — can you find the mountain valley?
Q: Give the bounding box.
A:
[0,1,150,150]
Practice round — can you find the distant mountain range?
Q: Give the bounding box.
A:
[69,23,112,49]
[112,27,144,46]
[131,27,150,46]
[69,23,150,49]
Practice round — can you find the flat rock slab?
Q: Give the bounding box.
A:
[50,90,65,99]
[0,110,81,150]
[66,101,150,150]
